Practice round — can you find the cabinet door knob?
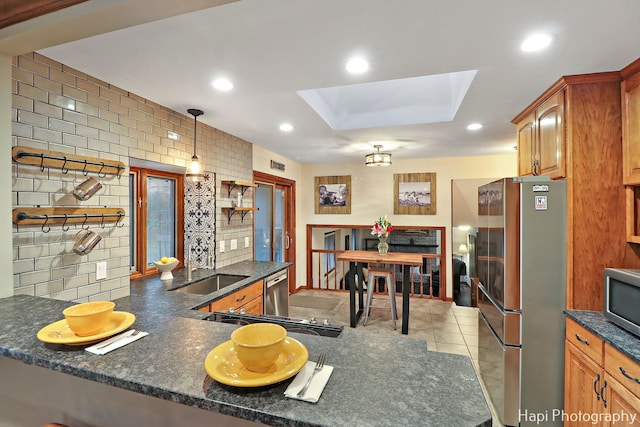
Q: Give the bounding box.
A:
[593,373,601,400]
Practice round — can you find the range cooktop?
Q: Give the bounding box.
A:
[207,312,343,338]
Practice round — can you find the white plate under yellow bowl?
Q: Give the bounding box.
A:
[37,311,136,346]
[204,337,308,387]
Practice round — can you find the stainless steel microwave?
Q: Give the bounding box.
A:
[604,268,640,338]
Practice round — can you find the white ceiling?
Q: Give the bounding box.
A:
[37,0,640,165]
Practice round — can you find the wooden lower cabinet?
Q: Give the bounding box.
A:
[198,280,264,315]
[564,319,640,426]
[604,375,640,427]
[565,341,603,423]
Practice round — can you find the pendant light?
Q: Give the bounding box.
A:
[365,145,392,167]
[186,108,205,182]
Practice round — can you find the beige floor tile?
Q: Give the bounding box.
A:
[463,334,479,347]
[459,324,479,336]
[433,331,467,345]
[456,315,479,326]
[435,343,470,356]
[430,313,459,324]
[452,306,479,317]
[467,345,479,360]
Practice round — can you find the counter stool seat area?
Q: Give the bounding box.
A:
[363,266,397,329]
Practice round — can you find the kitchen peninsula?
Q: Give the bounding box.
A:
[0,261,491,427]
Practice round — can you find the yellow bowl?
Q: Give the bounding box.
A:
[230,323,287,372]
[62,301,115,337]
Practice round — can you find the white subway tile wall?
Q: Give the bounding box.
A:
[11,52,254,302]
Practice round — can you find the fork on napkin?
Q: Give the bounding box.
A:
[284,355,334,403]
[85,329,148,355]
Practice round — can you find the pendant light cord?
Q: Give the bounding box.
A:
[187,108,204,157]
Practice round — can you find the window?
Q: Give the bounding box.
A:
[130,167,184,277]
[324,231,336,275]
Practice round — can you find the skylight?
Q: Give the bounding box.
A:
[297,70,477,130]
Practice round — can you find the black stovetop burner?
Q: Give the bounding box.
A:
[207,312,343,338]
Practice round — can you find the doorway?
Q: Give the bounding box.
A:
[253,171,296,294]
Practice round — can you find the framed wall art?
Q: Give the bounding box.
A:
[394,172,436,215]
[315,175,351,214]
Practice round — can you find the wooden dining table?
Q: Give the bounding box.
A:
[336,250,424,335]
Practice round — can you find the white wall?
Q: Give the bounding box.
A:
[254,147,517,297]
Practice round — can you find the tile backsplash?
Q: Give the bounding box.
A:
[11,52,253,301]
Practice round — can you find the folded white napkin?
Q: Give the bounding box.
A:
[284,361,334,403]
[85,330,148,355]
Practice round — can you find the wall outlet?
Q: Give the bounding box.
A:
[230,239,237,250]
[96,261,107,280]
[220,241,225,253]
[245,237,250,248]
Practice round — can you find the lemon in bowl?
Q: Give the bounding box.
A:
[230,323,287,372]
[63,301,115,336]
[153,257,179,280]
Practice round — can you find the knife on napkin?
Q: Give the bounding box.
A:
[284,361,334,403]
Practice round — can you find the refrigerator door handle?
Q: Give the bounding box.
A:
[478,283,520,314]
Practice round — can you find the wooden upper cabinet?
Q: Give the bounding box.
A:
[622,60,640,185]
[516,112,536,176]
[514,71,637,311]
[536,91,565,178]
[513,89,566,179]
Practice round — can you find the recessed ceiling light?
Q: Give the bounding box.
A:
[346,57,369,74]
[279,123,294,132]
[211,78,233,91]
[467,123,482,131]
[521,33,553,52]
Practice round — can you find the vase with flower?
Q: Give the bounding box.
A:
[371,215,393,255]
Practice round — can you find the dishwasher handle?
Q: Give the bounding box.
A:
[266,272,287,288]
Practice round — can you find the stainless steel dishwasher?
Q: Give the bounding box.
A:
[265,270,288,316]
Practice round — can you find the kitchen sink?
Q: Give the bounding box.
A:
[171,274,249,295]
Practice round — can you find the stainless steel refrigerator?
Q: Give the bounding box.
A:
[476,177,566,427]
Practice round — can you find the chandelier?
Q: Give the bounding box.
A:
[365,145,392,167]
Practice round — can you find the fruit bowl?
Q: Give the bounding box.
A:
[153,257,179,280]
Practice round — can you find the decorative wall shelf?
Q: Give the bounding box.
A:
[221,207,258,224]
[221,180,257,198]
[13,207,125,232]
[12,146,126,177]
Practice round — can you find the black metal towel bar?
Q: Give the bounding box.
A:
[15,211,125,233]
[15,151,125,176]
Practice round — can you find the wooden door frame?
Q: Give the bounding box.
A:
[253,171,296,294]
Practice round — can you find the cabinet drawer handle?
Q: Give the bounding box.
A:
[600,380,608,409]
[235,295,247,303]
[575,333,589,345]
[620,367,640,384]
[593,373,601,400]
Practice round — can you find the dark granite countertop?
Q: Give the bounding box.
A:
[130,260,292,315]
[0,261,491,427]
[565,310,640,364]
